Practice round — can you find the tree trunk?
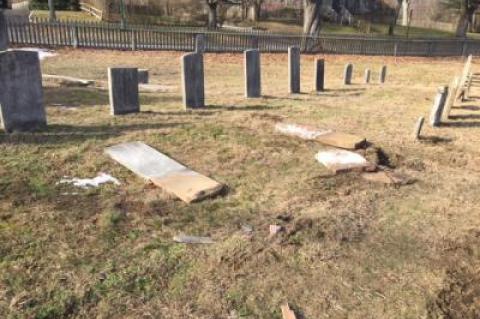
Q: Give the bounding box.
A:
[48,0,56,22]
[456,13,470,37]
[303,0,322,35]
[248,3,260,22]
[207,3,218,29]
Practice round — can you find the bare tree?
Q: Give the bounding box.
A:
[304,0,322,35]
[206,0,242,28]
[244,0,263,21]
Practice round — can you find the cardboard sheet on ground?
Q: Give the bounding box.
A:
[105,142,224,203]
[275,123,366,149]
[316,149,370,174]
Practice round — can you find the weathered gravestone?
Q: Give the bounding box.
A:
[195,34,206,53]
[0,11,8,51]
[379,65,387,84]
[429,86,448,127]
[343,63,353,85]
[181,52,205,108]
[413,116,425,140]
[288,46,300,94]
[314,58,325,92]
[364,69,371,84]
[108,68,140,115]
[443,76,460,121]
[245,49,261,98]
[0,51,46,133]
[138,69,149,84]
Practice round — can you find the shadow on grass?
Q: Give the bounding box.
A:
[449,114,480,120]
[206,104,277,111]
[0,122,185,145]
[441,121,480,128]
[452,105,480,111]
[419,136,453,144]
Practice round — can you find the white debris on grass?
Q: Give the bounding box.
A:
[11,47,57,60]
[173,235,215,244]
[275,123,332,140]
[58,173,121,189]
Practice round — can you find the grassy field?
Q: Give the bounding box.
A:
[1,48,480,318]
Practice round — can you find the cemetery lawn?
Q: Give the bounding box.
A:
[2,49,480,318]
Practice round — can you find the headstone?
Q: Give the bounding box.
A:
[379,65,387,84]
[195,34,205,53]
[0,11,8,51]
[108,68,140,115]
[429,86,448,127]
[364,69,371,84]
[138,69,149,84]
[413,116,424,140]
[0,51,46,133]
[245,49,261,98]
[443,76,460,121]
[181,52,205,108]
[314,58,325,92]
[343,63,353,85]
[288,46,301,94]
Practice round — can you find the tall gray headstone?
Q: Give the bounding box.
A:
[315,58,325,92]
[380,65,387,84]
[344,63,353,85]
[0,11,8,51]
[0,51,46,133]
[195,34,205,53]
[245,49,261,98]
[108,68,140,115]
[364,69,371,84]
[429,86,448,127]
[288,46,301,94]
[181,52,205,108]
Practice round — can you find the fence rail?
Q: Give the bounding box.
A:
[6,18,480,57]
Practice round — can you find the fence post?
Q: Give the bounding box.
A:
[131,30,137,51]
[71,25,79,48]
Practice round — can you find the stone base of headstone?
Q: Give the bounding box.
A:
[108,68,140,115]
[315,59,325,92]
[0,51,46,133]
[181,52,205,108]
[288,46,300,94]
[138,69,149,84]
[245,49,261,98]
[344,63,353,85]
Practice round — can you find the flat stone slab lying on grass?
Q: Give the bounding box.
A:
[275,123,366,149]
[173,235,215,244]
[316,150,370,174]
[43,74,95,87]
[0,50,46,133]
[361,171,413,185]
[105,142,224,203]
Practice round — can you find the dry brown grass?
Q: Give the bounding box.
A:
[1,48,480,318]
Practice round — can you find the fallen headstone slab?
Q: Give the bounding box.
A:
[276,123,366,150]
[43,74,95,87]
[173,235,215,244]
[281,304,297,319]
[316,150,371,174]
[361,171,412,185]
[105,142,224,203]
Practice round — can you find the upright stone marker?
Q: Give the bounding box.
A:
[0,51,46,133]
[195,34,205,53]
[108,68,140,115]
[138,69,149,84]
[181,52,205,108]
[0,11,8,51]
[314,58,325,92]
[364,69,371,84]
[413,116,425,140]
[429,86,448,127]
[443,76,460,121]
[245,49,261,98]
[343,63,353,85]
[379,65,387,84]
[288,46,301,94]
